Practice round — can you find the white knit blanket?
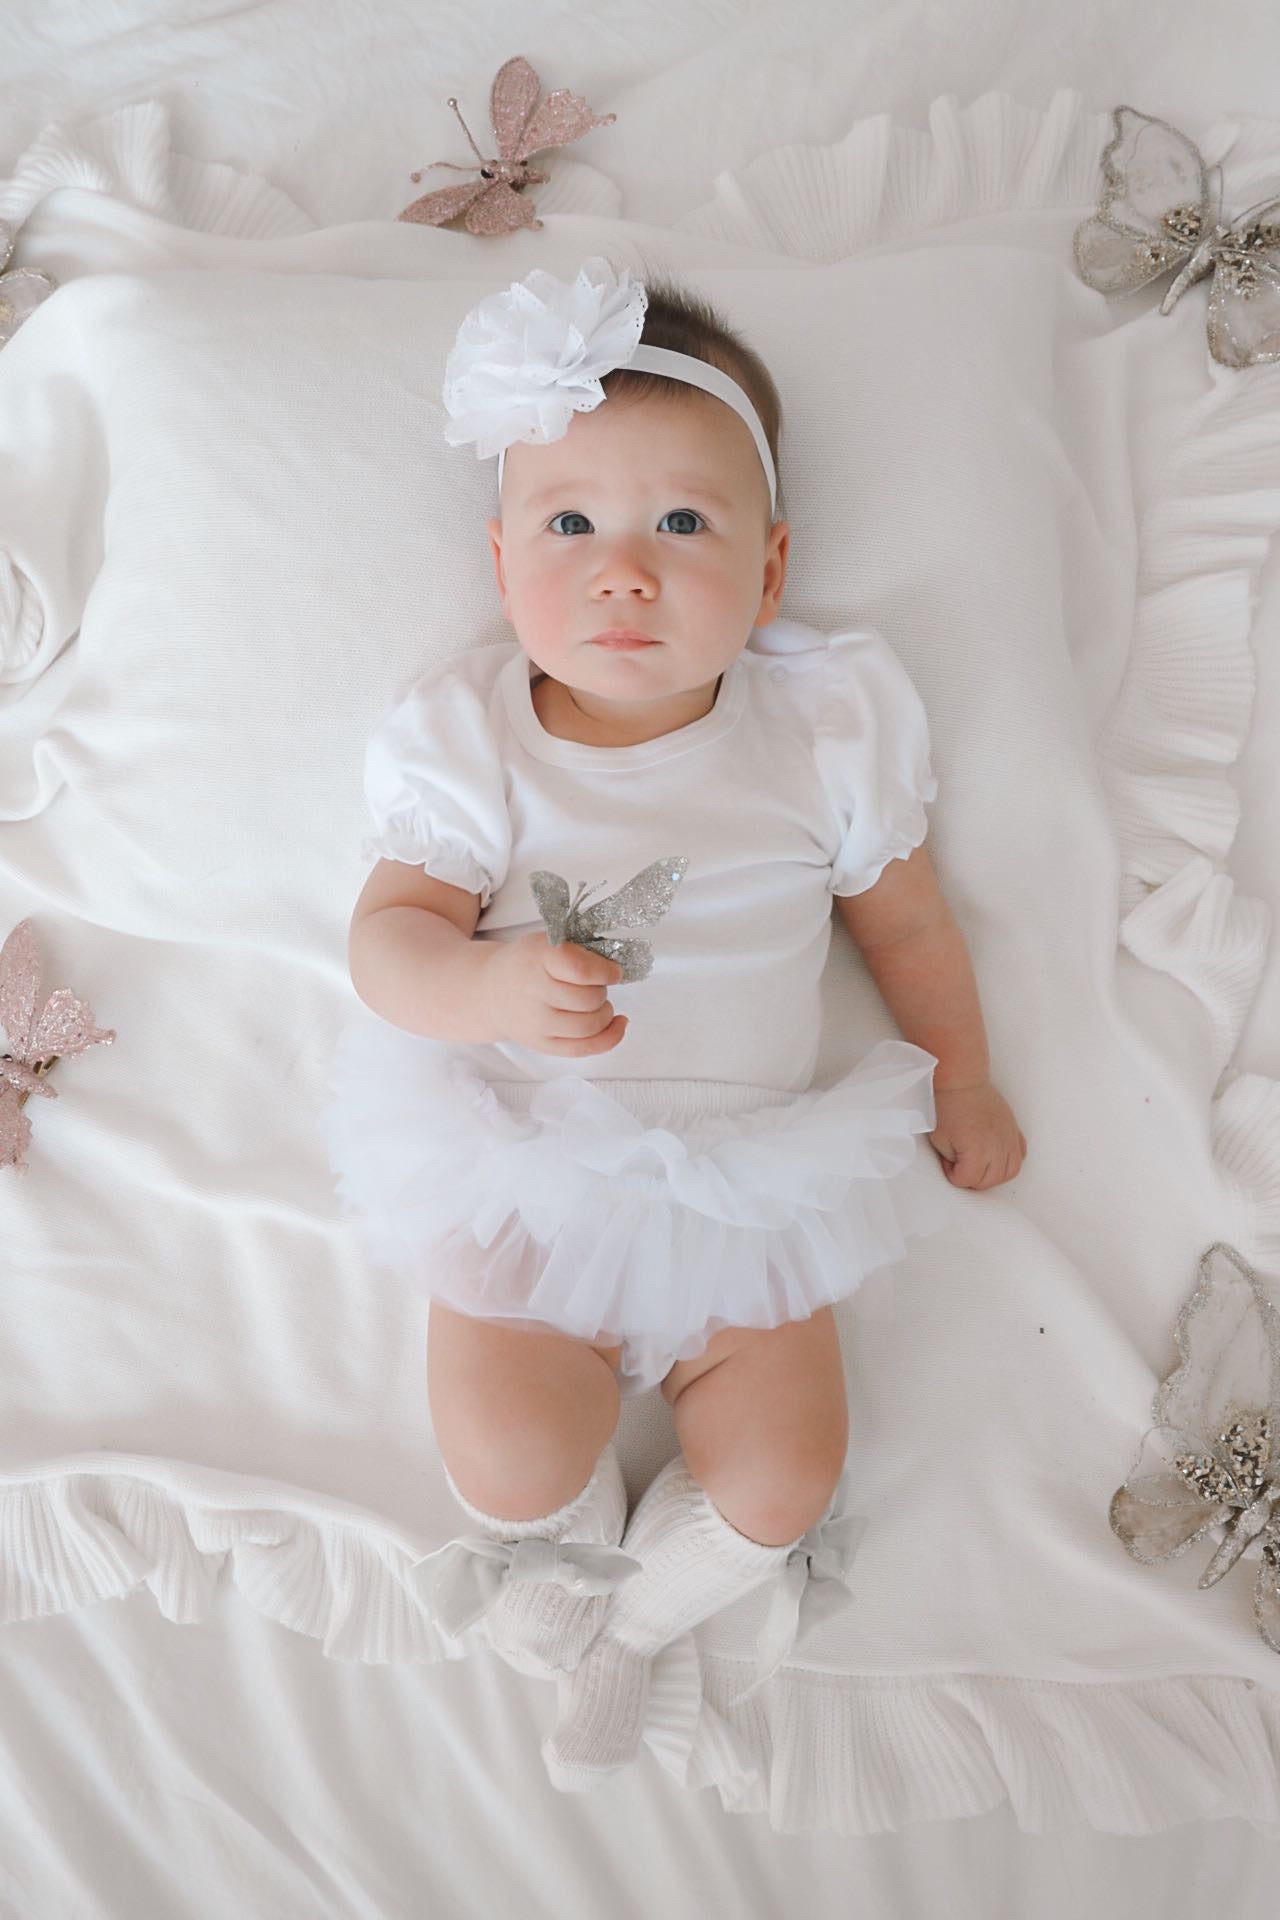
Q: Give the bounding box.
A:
[1,93,1279,1837]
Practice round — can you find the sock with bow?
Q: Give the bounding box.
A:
[443,1440,631,1679]
[541,1451,800,1792]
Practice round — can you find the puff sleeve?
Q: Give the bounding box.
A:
[361,657,512,908]
[815,630,938,897]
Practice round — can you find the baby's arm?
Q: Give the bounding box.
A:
[836,843,1026,1189]
[835,842,987,1092]
[349,859,493,1041]
[348,859,627,1055]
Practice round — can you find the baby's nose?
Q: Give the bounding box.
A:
[592,538,659,596]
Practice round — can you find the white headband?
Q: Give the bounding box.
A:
[441,257,778,516]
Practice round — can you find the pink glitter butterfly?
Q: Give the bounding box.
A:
[0,918,115,1174]
[397,55,616,235]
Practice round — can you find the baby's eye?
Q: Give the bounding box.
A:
[659,509,706,535]
[548,511,593,536]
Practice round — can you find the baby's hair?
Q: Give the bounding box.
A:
[599,256,786,522]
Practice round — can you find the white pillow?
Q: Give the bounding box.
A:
[0,236,1134,1007]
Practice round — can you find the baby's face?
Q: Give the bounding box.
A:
[485,391,788,707]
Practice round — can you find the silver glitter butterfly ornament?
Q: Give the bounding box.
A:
[1109,1241,1280,1653]
[0,220,58,348]
[1073,105,1280,368]
[529,857,689,983]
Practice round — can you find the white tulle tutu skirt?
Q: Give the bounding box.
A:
[321,1008,956,1396]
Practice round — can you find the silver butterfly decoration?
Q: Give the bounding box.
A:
[529,856,689,983]
[0,220,57,349]
[1073,105,1280,368]
[1110,1240,1280,1653]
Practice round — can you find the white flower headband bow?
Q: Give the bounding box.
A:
[441,255,778,515]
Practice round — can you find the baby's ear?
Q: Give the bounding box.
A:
[485,516,509,613]
[758,519,790,622]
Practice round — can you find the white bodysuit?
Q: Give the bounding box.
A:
[360,619,938,1092]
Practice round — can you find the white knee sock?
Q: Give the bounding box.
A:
[444,1441,628,1679]
[541,1453,799,1793]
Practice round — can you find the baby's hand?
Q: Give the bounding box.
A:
[481,932,628,1057]
[928,1081,1027,1191]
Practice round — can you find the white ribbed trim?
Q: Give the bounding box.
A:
[689,1660,1280,1834]
[642,1633,1280,1833]
[0,1454,461,1664]
[675,89,1114,259]
[0,101,620,239]
[2,87,1280,1837]
[1094,363,1280,1277]
[3,1456,1279,1833]
[0,552,44,677]
[0,101,314,237]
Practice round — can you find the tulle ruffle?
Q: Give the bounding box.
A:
[322,1009,955,1367]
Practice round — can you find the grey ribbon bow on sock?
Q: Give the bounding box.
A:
[729,1504,869,1705]
[411,1534,642,1640]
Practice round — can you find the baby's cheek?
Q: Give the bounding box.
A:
[512,566,576,649]
[502,572,571,672]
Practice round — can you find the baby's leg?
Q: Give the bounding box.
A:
[543,1309,848,1789]
[428,1300,622,1519]
[428,1303,628,1678]
[660,1307,849,1545]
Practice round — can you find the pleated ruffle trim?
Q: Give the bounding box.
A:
[4,87,1280,1835]
[0,98,620,240]
[675,87,1114,259]
[1093,358,1280,1275]
[4,1454,1280,1835]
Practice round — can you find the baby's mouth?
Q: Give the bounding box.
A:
[588,630,660,651]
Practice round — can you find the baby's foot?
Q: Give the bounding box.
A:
[540,1636,650,1791]
[484,1581,608,1680]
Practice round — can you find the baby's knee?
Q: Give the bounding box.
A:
[447,1425,602,1524]
[719,1436,847,1547]
[430,1322,619,1522]
[734,1472,845,1549]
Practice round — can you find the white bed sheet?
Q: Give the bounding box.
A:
[3,4,1280,1915]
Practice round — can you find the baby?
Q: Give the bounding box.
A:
[323,257,1026,1792]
